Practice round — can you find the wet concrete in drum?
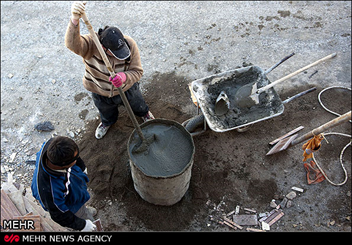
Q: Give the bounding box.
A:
[129,123,194,177]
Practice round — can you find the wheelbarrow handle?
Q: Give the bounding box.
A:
[256,53,337,95]
[282,87,317,104]
[265,52,295,75]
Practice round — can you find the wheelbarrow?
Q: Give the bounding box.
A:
[182,53,334,135]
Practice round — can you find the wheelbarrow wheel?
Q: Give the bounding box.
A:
[182,114,206,136]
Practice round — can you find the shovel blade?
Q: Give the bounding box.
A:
[132,133,156,154]
[234,82,260,108]
[215,91,230,116]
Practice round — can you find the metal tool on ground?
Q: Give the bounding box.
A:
[266,110,351,155]
[81,12,155,153]
[234,53,337,109]
[268,125,304,146]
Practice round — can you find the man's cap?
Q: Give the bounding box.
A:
[99,26,131,60]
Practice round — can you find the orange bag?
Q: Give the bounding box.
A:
[303,160,326,184]
[302,134,324,161]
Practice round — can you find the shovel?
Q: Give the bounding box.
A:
[234,53,337,108]
[266,110,351,155]
[214,52,295,116]
[81,12,155,153]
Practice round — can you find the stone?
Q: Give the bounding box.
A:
[286,200,292,208]
[10,152,17,162]
[233,214,258,226]
[279,197,288,208]
[286,191,297,200]
[270,199,278,208]
[34,121,55,132]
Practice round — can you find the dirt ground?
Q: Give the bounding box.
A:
[1,1,351,233]
[78,71,351,232]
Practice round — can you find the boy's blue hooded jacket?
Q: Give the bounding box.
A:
[31,138,90,230]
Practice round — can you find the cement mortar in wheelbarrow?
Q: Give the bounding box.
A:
[191,65,284,132]
[190,53,336,133]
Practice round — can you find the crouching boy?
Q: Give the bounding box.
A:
[31,136,96,231]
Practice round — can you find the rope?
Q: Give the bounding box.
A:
[313,86,351,186]
[318,86,352,122]
[312,132,350,186]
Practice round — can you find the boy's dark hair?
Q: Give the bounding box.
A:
[47,136,79,166]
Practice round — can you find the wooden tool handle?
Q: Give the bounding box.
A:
[81,13,115,76]
[256,53,337,95]
[291,110,351,145]
[81,13,145,141]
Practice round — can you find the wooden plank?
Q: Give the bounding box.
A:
[1,204,13,221]
[261,209,284,226]
[243,208,257,213]
[268,211,284,226]
[269,126,304,145]
[1,190,23,231]
[1,190,22,219]
[8,190,27,215]
[24,187,36,203]
[223,220,237,230]
[22,196,54,232]
[13,215,42,232]
[188,83,198,107]
[266,134,298,155]
[222,216,243,230]
[246,227,266,232]
[22,197,69,232]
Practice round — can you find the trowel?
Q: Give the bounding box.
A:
[234,53,337,108]
[215,91,230,116]
[81,11,155,153]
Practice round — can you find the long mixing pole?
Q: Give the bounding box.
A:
[81,12,146,143]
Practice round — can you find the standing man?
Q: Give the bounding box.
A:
[65,1,154,139]
[31,136,96,231]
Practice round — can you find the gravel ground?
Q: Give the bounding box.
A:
[1,1,351,232]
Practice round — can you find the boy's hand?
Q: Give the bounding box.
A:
[71,1,86,22]
[109,72,126,88]
[81,219,96,232]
